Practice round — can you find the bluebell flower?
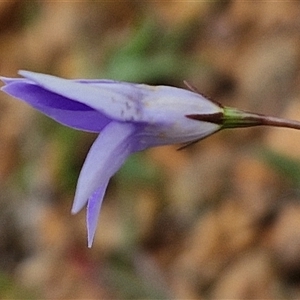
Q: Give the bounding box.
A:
[2,71,300,247]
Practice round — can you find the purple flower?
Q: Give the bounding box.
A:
[0,71,222,247]
[3,71,300,247]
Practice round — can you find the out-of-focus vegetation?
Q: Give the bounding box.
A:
[1,1,300,299]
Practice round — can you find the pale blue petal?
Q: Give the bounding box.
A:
[71,121,135,214]
[18,70,144,122]
[86,183,108,248]
[2,81,110,132]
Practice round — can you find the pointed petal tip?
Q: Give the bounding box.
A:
[86,185,107,249]
[87,238,94,248]
[71,191,90,215]
[87,221,96,248]
[18,70,56,83]
[71,203,83,215]
[87,226,96,248]
[0,76,12,85]
[71,196,87,214]
[18,70,41,81]
[1,72,31,86]
[18,70,31,76]
[70,208,78,215]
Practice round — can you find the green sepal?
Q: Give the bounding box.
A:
[221,107,264,129]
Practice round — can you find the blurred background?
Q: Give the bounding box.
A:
[1,1,300,299]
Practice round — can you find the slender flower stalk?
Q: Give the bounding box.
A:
[1,70,300,247]
[188,106,300,130]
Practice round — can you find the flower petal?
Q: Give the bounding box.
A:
[71,121,136,214]
[1,80,110,132]
[18,70,144,122]
[86,183,108,248]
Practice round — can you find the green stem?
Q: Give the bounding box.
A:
[222,106,300,130]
